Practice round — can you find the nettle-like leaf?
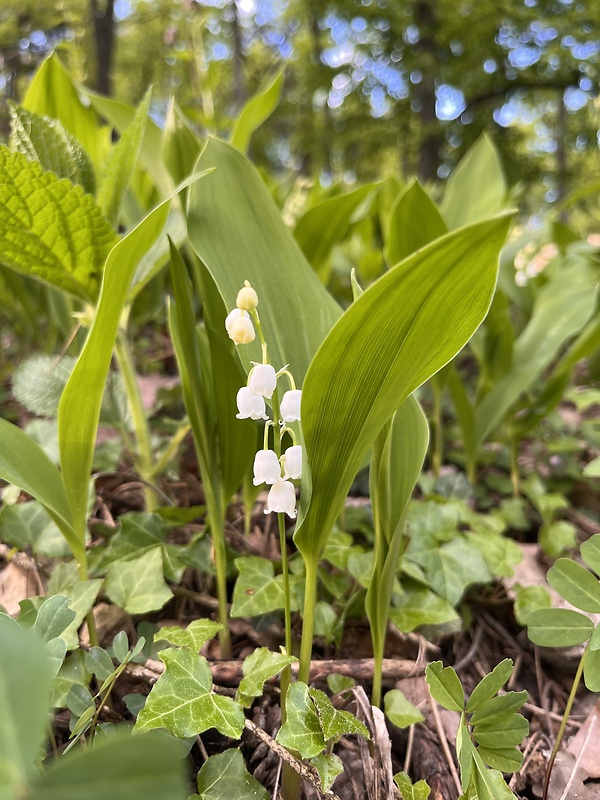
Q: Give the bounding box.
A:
[158,619,222,652]
[9,103,96,194]
[0,147,117,300]
[135,648,244,739]
[104,547,173,614]
[193,749,268,800]
[236,647,297,707]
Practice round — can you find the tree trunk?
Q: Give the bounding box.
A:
[230,0,245,108]
[414,0,442,182]
[90,0,115,96]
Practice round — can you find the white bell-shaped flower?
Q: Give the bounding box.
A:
[282,445,302,480]
[253,449,282,485]
[225,308,249,335]
[264,480,297,519]
[236,387,267,420]
[280,389,302,422]
[248,364,277,398]
[236,285,258,311]
[228,315,255,344]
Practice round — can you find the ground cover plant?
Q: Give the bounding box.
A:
[0,46,599,800]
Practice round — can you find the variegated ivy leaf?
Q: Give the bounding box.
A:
[104,547,172,614]
[236,647,297,708]
[310,754,344,792]
[276,683,325,759]
[308,687,369,741]
[192,749,268,800]
[158,619,223,652]
[0,147,117,300]
[135,648,244,739]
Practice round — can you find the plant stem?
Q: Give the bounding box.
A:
[372,650,383,709]
[203,480,232,659]
[77,554,99,648]
[509,431,520,497]
[542,644,587,800]
[431,381,443,477]
[298,559,318,684]
[114,331,158,511]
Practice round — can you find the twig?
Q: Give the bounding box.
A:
[454,625,483,672]
[558,715,596,800]
[244,718,342,800]
[426,683,462,796]
[403,722,415,775]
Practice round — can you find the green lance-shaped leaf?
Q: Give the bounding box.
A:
[58,199,171,538]
[236,647,298,707]
[0,147,117,301]
[159,619,223,652]
[97,88,151,227]
[0,417,79,559]
[440,134,507,230]
[193,749,268,800]
[231,67,285,154]
[9,103,96,194]
[187,137,342,383]
[135,648,244,739]
[384,179,447,266]
[163,99,201,186]
[547,558,600,613]
[294,213,512,562]
[527,608,594,647]
[425,662,464,712]
[584,646,600,692]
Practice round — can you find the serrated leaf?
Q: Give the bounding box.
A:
[466,659,513,712]
[477,746,523,773]
[97,89,151,227]
[135,648,244,739]
[394,771,431,800]
[309,687,370,741]
[9,102,96,194]
[159,619,223,652]
[384,689,425,728]
[104,548,172,614]
[527,608,594,647]
[33,595,76,643]
[581,535,600,577]
[0,147,117,300]
[195,749,268,800]
[276,682,326,758]
[473,713,528,750]
[236,648,297,707]
[310,754,344,792]
[425,662,464,712]
[547,558,600,612]
[470,692,528,726]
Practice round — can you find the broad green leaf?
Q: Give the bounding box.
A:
[9,103,96,194]
[97,89,151,227]
[477,746,523,773]
[527,608,594,647]
[34,595,76,643]
[408,536,491,606]
[384,689,425,728]
[0,418,78,557]
[101,512,167,565]
[236,648,297,707]
[389,583,459,633]
[425,662,464,712]
[187,137,341,383]
[0,616,54,797]
[539,520,577,558]
[29,731,187,800]
[104,548,172,614]
[86,647,115,682]
[231,68,285,154]
[294,214,512,561]
[584,457,600,477]
[46,576,103,650]
[466,531,521,579]
[194,749,268,800]
[158,619,223,652]
[581,535,600,576]
[0,147,117,300]
[513,585,552,626]
[310,754,344,792]
[440,135,506,229]
[294,183,374,281]
[469,691,528,726]
[276,682,325,758]
[384,179,447,265]
[309,687,369,741]
[466,659,513,712]
[473,714,528,750]
[394,772,431,800]
[0,501,71,558]
[231,557,297,617]
[58,199,171,538]
[135,648,245,739]
[548,558,600,613]
[584,646,600,692]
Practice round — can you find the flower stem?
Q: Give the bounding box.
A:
[203,479,232,659]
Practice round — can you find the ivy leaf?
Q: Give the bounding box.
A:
[193,749,268,800]
[425,662,464,712]
[0,500,72,558]
[394,772,431,800]
[135,648,245,740]
[390,582,459,634]
[9,102,96,194]
[276,682,325,758]
[0,147,117,300]
[308,688,370,741]
[231,557,300,617]
[309,754,344,792]
[384,689,425,728]
[158,620,223,652]
[104,547,172,614]
[236,648,297,708]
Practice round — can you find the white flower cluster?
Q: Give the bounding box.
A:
[226,283,303,520]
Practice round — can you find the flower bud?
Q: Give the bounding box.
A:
[264,480,297,519]
[236,284,259,311]
[248,364,277,398]
[229,316,255,344]
[253,449,282,485]
[236,387,268,420]
[280,389,302,422]
[282,445,302,480]
[225,307,248,334]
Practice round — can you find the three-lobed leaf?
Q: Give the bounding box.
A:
[236,648,297,708]
[158,619,223,652]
